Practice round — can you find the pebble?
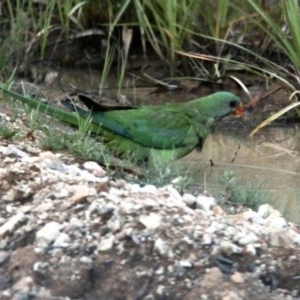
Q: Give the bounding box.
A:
[244,244,257,256]
[80,256,93,264]
[52,188,70,199]
[202,233,213,245]
[139,213,161,230]
[179,260,193,268]
[156,285,166,296]
[141,184,159,194]
[0,212,26,237]
[53,232,70,247]
[2,189,22,202]
[3,145,29,157]
[230,272,245,283]
[83,161,106,176]
[33,261,49,272]
[182,193,196,207]
[0,250,10,266]
[154,238,173,258]
[35,222,63,247]
[196,195,216,211]
[71,186,96,202]
[212,240,241,256]
[161,185,182,200]
[98,234,115,251]
[258,204,275,218]
[238,232,259,245]
[265,214,287,231]
[12,276,34,291]
[107,218,121,232]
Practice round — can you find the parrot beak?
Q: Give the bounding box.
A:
[235,104,244,117]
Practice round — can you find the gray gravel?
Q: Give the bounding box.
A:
[0,144,300,299]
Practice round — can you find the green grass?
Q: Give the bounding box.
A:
[41,126,110,165]
[219,170,267,211]
[0,0,86,69]
[0,122,18,140]
[2,0,300,140]
[2,0,300,86]
[141,155,197,191]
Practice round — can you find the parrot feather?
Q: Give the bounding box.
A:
[0,87,242,161]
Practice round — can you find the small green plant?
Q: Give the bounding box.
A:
[220,170,267,210]
[0,122,18,140]
[99,41,117,95]
[247,0,300,72]
[41,126,110,166]
[141,154,196,191]
[2,0,86,68]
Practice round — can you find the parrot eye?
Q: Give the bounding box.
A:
[229,100,238,108]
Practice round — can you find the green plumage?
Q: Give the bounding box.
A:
[0,87,241,161]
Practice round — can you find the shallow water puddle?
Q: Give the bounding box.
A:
[183,124,300,223]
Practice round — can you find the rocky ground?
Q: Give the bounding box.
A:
[0,141,300,300]
[0,86,300,300]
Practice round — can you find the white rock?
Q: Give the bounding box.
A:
[154,238,173,258]
[53,233,70,247]
[83,161,105,176]
[69,217,84,228]
[35,222,62,246]
[71,186,97,202]
[5,145,29,158]
[244,244,257,256]
[196,195,216,211]
[156,285,165,296]
[141,184,158,194]
[212,240,241,255]
[269,228,300,248]
[0,250,10,265]
[0,212,26,237]
[34,202,54,213]
[206,221,225,233]
[202,233,213,245]
[258,204,275,218]
[265,213,287,231]
[288,228,300,245]
[161,185,181,200]
[33,261,49,272]
[243,210,264,224]
[109,187,127,197]
[142,198,160,207]
[3,189,21,202]
[12,276,33,291]
[53,188,70,199]
[230,272,245,283]
[128,183,141,193]
[98,234,115,251]
[238,232,259,245]
[155,266,164,275]
[5,205,16,214]
[179,260,193,268]
[80,256,93,264]
[139,213,161,230]
[107,218,121,232]
[167,265,174,273]
[182,193,196,206]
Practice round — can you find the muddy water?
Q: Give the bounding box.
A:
[183,124,300,223]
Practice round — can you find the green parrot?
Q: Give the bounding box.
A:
[0,87,242,161]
